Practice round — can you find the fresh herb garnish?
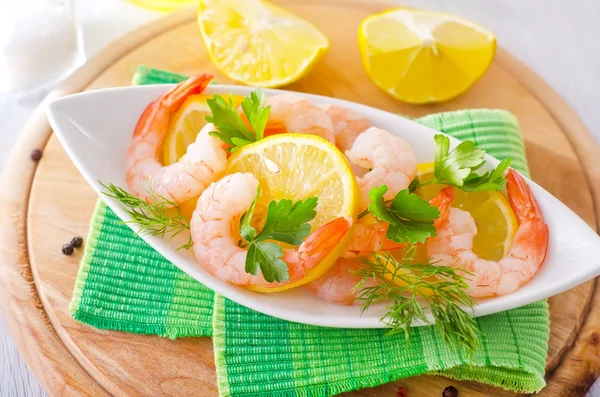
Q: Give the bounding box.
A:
[353,248,481,354]
[205,88,270,151]
[416,134,511,192]
[100,182,192,250]
[240,186,318,282]
[408,176,420,193]
[366,185,440,245]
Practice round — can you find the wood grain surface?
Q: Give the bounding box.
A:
[1,1,600,396]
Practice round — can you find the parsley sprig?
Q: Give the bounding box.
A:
[205,88,270,151]
[240,187,318,282]
[362,186,440,245]
[353,248,481,355]
[100,182,192,250]
[419,134,511,192]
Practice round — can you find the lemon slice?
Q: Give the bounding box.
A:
[197,0,329,87]
[163,95,211,166]
[416,163,517,261]
[359,8,496,103]
[226,133,359,291]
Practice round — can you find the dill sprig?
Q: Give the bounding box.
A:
[100,182,193,251]
[353,247,482,355]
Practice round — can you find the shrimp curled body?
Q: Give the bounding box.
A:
[341,126,418,257]
[126,74,228,204]
[265,95,336,144]
[346,127,417,209]
[308,187,454,305]
[426,169,549,297]
[321,105,372,152]
[191,172,352,286]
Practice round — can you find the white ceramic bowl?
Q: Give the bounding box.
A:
[46,84,600,328]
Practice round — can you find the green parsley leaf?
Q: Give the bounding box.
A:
[461,158,511,192]
[432,134,511,192]
[434,134,485,186]
[408,176,420,193]
[368,186,440,245]
[205,94,255,150]
[205,88,270,152]
[242,89,269,141]
[239,190,318,283]
[246,241,289,282]
[239,185,260,241]
[257,197,318,245]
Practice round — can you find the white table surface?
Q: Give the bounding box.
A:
[1,1,599,396]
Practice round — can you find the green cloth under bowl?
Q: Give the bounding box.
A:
[69,66,548,396]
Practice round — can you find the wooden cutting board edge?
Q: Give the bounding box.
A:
[1,4,600,396]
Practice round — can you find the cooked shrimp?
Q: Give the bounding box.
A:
[311,188,454,305]
[320,105,371,152]
[343,222,401,257]
[190,172,352,286]
[125,74,228,205]
[426,169,549,297]
[346,127,417,209]
[306,257,366,305]
[334,127,417,257]
[343,187,453,257]
[264,94,335,143]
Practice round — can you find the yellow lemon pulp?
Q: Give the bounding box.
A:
[415,163,517,261]
[197,0,329,87]
[226,133,359,292]
[162,94,243,219]
[359,8,496,103]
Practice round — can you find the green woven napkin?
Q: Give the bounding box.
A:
[69,66,549,395]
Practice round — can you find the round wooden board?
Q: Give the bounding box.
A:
[2,1,600,396]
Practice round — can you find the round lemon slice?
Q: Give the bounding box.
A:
[197,0,329,87]
[415,163,517,261]
[225,133,359,292]
[359,8,496,103]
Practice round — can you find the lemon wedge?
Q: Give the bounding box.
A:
[415,163,517,261]
[197,0,329,87]
[359,8,496,103]
[225,133,359,291]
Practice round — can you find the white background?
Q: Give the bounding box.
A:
[0,0,599,396]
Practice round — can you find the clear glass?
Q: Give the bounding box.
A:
[0,0,85,95]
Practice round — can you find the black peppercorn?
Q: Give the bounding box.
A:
[71,236,84,248]
[442,386,458,397]
[30,149,42,161]
[62,243,74,256]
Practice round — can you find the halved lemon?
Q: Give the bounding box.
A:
[359,8,496,103]
[197,0,329,87]
[415,163,517,261]
[162,94,244,219]
[226,133,359,292]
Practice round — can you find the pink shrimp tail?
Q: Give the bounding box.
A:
[132,74,214,139]
[299,217,353,255]
[505,168,549,264]
[282,217,352,281]
[506,169,543,223]
[159,74,214,108]
[430,186,454,228]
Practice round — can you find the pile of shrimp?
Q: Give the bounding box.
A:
[125,74,548,305]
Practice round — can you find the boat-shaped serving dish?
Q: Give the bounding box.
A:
[46,84,600,328]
